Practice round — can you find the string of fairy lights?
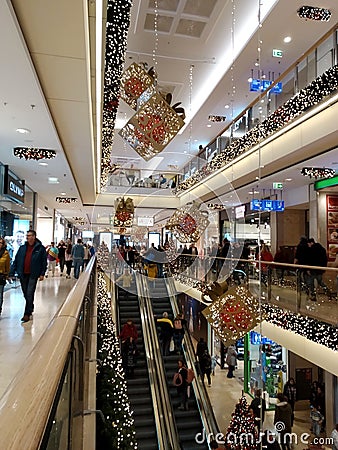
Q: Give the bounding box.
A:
[175,64,338,193]
[100,0,133,189]
[96,271,137,448]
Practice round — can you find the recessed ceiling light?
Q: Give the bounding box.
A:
[60,192,66,195]
[285,178,292,181]
[39,162,48,166]
[16,128,31,134]
[283,36,292,43]
[248,77,253,82]
[224,104,230,109]
[48,177,59,184]
[207,124,212,127]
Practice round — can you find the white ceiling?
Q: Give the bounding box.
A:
[0,0,337,231]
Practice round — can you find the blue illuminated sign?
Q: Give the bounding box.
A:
[250,199,284,212]
[249,79,282,94]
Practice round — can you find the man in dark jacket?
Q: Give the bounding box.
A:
[10,230,47,322]
[250,388,266,432]
[306,238,328,300]
[274,393,293,450]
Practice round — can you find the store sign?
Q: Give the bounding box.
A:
[137,216,154,227]
[235,205,245,219]
[250,199,285,212]
[249,79,282,94]
[3,166,25,204]
[273,182,283,189]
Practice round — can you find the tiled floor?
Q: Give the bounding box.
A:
[0,273,75,398]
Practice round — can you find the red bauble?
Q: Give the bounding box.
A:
[135,114,166,145]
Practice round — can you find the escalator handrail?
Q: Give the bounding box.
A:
[165,275,220,446]
[136,272,181,450]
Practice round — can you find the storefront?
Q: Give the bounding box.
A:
[0,164,35,261]
[243,330,287,407]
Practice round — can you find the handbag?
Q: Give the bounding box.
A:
[169,338,175,353]
[0,274,7,286]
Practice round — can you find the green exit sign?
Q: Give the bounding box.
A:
[273,182,283,189]
[272,49,283,58]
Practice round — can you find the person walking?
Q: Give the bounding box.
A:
[226,345,237,378]
[172,313,187,354]
[64,239,73,279]
[274,393,293,450]
[71,238,84,279]
[306,238,328,301]
[283,377,297,425]
[250,388,266,433]
[82,243,90,270]
[0,238,10,315]
[57,240,67,276]
[9,230,47,323]
[45,241,59,277]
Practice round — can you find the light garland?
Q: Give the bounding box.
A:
[175,65,338,193]
[100,0,133,189]
[208,115,227,122]
[55,196,77,203]
[96,271,137,448]
[262,304,338,351]
[13,147,56,160]
[301,167,335,179]
[207,203,226,210]
[297,5,331,22]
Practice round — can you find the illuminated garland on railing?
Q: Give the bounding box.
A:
[13,147,56,160]
[297,5,331,22]
[301,167,335,179]
[176,65,338,193]
[100,0,133,189]
[208,115,226,122]
[262,304,337,351]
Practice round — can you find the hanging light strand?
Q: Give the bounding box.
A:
[152,0,159,77]
[188,64,194,156]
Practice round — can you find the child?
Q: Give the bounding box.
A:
[211,355,217,376]
[310,405,324,437]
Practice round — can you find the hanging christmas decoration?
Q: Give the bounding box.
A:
[301,167,335,179]
[164,238,177,263]
[96,271,137,448]
[120,62,156,110]
[166,201,209,243]
[55,197,77,203]
[202,285,264,346]
[130,225,148,243]
[173,273,212,297]
[119,92,185,161]
[100,0,133,189]
[207,203,227,210]
[297,5,331,21]
[176,65,338,194]
[114,197,134,227]
[13,147,56,160]
[208,115,227,122]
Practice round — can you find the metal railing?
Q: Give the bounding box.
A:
[0,258,97,450]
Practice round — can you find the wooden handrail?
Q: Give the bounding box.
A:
[0,258,95,449]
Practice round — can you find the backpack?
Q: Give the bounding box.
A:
[201,352,211,370]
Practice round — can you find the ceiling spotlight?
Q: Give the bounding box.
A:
[16,128,31,134]
[285,178,292,182]
[283,36,292,43]
[248,77,253,83]
[224,104,230,109]
[38,162,48,166]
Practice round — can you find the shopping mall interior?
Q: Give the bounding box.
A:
[0,0,337,449]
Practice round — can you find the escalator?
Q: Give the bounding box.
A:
[148,278,209,450]
[117,284,158,450]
